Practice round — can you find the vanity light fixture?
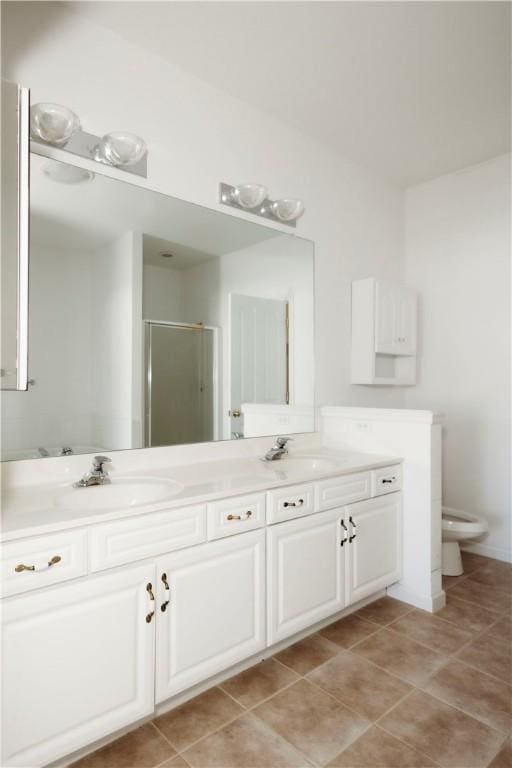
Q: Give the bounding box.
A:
[42,160,94,185]
[30,103,81,147]
[30,102,148,178]
[219,182,305,228]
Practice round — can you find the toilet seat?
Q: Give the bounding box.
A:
[442,507,488,542]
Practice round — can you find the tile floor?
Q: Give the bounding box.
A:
[71,552,511,768]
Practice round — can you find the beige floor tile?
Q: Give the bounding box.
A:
[327,725,437,767]
[483,615,512,643]
[319,614,380,649]
[153,687,243,752]
[461,551,493,574]
[182,713,310,767]
[389,609,473,654]
[220,658,299,708]
[469,561,512,592]
[159,757,190,768]
[379,689,505,767]
[435,595,501,634]
[448,579,511,614]
[352,628,447,686]
[456,633,512,683]
[442,573,468,591]
[354,597,414,626]
[70,724,176,768]
[253,678,369,765]
[275,632,341,675]
[423,659,512,734]
[488,737,512,768]
[307,650,411,721]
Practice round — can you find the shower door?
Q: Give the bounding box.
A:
[145,322,216,447]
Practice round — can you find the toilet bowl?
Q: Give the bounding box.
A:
[442,507,488,576]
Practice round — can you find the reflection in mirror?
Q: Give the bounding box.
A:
[0,155,314,460]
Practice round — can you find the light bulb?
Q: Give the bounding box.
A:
[232,183,268,209]
[271,198,305,222]
[30,103,81,147]
[42,160,94,184]
[94,131,147,167]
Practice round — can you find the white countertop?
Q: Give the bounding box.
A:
[1,449,402,542]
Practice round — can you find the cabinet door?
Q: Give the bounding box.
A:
[2,563,156,768]
[267,508,344,645]
[375,282,397,354]
[156,530,265,701]
[396,288,417,355]
[345,494,401,606]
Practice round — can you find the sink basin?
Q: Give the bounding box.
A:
[263,455,342,474]
[55,477,183,513]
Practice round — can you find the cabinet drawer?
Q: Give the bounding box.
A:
[1,529,88,597]
[267,483,315,524]
[90,505,207,572]
[316,472,371,512]
[371,465,402,497]
[208,492,266,540]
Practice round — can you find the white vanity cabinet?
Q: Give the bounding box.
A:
[155,529,266,701]
[345,494,401,606]
[1,562,156,768]
[267,507,345,644]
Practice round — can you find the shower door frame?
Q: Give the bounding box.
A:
[144,319,220,447]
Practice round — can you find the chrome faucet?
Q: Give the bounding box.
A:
[73,456,112,488]
[263,436,292,461]
[37,446,50,458]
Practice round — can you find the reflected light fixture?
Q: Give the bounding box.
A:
[30,103,81,147]
[42,160,94,184]
[94,131,147,168]
[219,182,305,228]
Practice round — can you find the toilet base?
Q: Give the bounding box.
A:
[442,541,463,576]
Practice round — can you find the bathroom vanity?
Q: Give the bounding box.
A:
[1,449,402,767]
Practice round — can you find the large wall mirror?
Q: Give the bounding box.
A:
[1,152,314,460]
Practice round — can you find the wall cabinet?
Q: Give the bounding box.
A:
[156,530,265,701]
[1,563,156,768]
[351,277,417,385]
[267,508,345,644]
[345,495,401,605]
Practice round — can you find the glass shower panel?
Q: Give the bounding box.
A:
[147,324,214,447]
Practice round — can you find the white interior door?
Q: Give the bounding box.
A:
[230,294,288,438]
[156,530,266,701]
[1,564,156,768]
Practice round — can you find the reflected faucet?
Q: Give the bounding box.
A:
[38,447,50,458]
[263,437,292,461]
[73,456,112,488]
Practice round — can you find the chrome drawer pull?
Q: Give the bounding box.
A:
[381,477,396,484]
[146,582,155,623]
[227,511,253,521]
[15,554,62,573]
[340,519,348,547]
[349,516,357,543]
[161,572,170,612]
[283,499,304,508]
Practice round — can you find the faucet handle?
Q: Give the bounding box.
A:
[93,455,112,471]
[275,436,292,448]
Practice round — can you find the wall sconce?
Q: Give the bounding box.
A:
[219,182,305,227]
[30,102,147,178]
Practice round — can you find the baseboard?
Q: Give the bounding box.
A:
[387,583,446,613]
[462,542,512,563]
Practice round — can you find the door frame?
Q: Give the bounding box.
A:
[144,319,220,446]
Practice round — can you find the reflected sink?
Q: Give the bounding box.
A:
[56,477,183,513]
[263,455,343,474]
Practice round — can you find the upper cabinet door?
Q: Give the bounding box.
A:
[156,531,266,702]
[374,282,397,354]
[396,288,417,355]
[1,80,29,390]
[1,563,156,768]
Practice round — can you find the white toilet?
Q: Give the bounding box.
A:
[442,507,489,576]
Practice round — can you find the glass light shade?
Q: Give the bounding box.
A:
[42,160,94,185]
[30,103,81,147]
[232,183,268,209]
[94,131,147,167]
[271,198,305,222]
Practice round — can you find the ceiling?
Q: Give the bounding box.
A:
[67,1,511,187]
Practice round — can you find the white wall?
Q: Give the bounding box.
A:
[2,1,406,416]
[404,155,511,561]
